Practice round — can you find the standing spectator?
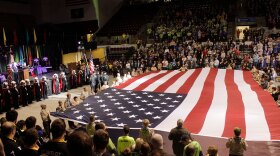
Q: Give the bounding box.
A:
[182,137,203,156]
[40,104,51,138]
[33,77,41,102]
[95,122,117,155]
[72,96,80,106]
[80,87,89,101]
[67,130,93,156]
[6,110,18,123]
[10,81,19,109]
[226,127,248,156]
[1,121,22,156]
[117,125,135,155]
[206,145,218,156]
[0,139,5,156]
[20,128,39,156]
[92,129,110,156]
[168,119,191,156]
[139,119,154,143]
[86,115,95,137]
[64,93,76,129]
[150,133,165,155]
[56,100,64,112]
[39,119,68,156]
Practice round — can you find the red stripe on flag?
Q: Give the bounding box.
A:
[114,71,160,89]
[222,70,246,138]
[153,71,186,93]
[243,71,280,140]
[133,71,172,91]
[177,69,202,94]
[183,68,217,133]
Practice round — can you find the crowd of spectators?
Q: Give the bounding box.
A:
[147,0,228,42]
[0,109,248,156]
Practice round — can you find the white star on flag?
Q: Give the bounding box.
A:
[97,99,104,103]
[119,95,125,97]
[107,113,114,116]
[104,93,110,95]
[153,99,160,101]
[153,116,162,119]
[131,93,137,96]
[148,95,154,98]
[114,102,121,105]
[76,115,83,119]
[94,96,100,98]
[135,119,143,123]
[138,108,146,111]
[107,96,114,98]
[141,100,147,103]
[145,112,153,115]
[84,103,90,106]
[159,94,165,96]
[172,100,179,103]
[176,95,182,98]
[147,103,154,106]
[160,102,167,105]
[161,109,169,113]
[129,114,137,118]
[132,105,140,107]
[115,92,121,94]
[136,96,142,99]
[117,123,126,127]
[142,92,148,94]
[111,99,118,101]
[103,109,111,112]
[153,106,161,109]
[118,106,126,109]
[165,97,172,100]
[100,104,107,108]
[74,110,80,114]
[95,119,103,122]
[124,98,130,100]
[111,117,120,121]
[86,107,93,110]
[128,101,134,104]
[89,111,96,114]
[123,110,131,113]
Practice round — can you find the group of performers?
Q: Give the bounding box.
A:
[0,76,50,113]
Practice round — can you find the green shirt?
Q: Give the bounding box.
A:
[117,135,135,155]
[183,141,202,156]
[107,138,116,153]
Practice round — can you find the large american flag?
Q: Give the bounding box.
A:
[51,68,280,141]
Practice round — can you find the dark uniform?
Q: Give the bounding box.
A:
[69,72,77,89]
[168,126,191,156]
[19,84,28,107]
[60,74,68,92]
[2,85,12,111]
[41,78,48,99]
[26,82,34,104]
[10,85,19,109]
[33,80,41,101]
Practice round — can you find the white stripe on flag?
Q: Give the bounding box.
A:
[143,70,181,92]
[234,70,270,140]
[165,69,195,93]
[198,69,228,137]
[123,70,167,90]
[155,68,210,131]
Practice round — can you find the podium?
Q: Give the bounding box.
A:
[19,69,29,80]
